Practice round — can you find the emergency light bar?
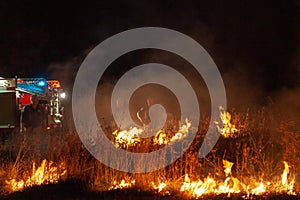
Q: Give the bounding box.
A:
[47,80,61,89]
[16,78,47,95]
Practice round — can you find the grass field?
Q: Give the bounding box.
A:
[0,106,299,199]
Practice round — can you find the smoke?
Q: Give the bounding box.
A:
[47,48,93,90]
[46,48,93,131]
[44,0,300,132]
[46,36,300,133]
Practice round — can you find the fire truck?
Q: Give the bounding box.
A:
[0,77,66,136]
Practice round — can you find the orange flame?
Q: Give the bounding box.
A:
[112,119,192,147]
[153,118,191,145]
[112,127,143,148]
[152,181,167,192]
[108,179,136,190]
[6,160,67,192]
[177,161,295,198]
[214,106,239,138]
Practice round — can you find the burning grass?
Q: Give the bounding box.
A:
[5,159,67,192]
[0,107,300,199]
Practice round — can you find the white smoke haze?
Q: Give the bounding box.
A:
[111,63,199,129]
[45,24,300,133]
[47,47,94,89]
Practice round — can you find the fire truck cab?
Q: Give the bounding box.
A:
[0,77,65,136]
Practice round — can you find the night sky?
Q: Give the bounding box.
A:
[0,0,299,109]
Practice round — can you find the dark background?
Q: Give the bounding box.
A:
[0,0,299,110]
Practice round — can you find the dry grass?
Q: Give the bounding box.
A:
[0,107,299,197]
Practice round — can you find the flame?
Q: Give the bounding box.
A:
[112,127,143,148]
[3,107,297,198]
[251,182,265,195]
[152,130,169,145]
[153,119,191,145]
[178,160,295,198]
[109,179,136,190]
[180,174,215,197]
[105,161,295,198]
[280,161,295,194]
[180,160,240,198]
[223,160,234,177]
[282,161,289,186]
[214,106,239,138]
[110,111,297,197]
[152,180,168,193]
[112,119,192,147]
[6,160,67,192]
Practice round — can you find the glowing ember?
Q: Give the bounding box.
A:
[214,106,239,138]
[6,159,67,192]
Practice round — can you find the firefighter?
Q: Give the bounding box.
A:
[136,98,153,126]
[20,94,47,157]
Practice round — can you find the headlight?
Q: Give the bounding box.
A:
[60,92,66,99]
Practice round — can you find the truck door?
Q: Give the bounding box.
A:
[0,78,17,129]
[0,91,16,129]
